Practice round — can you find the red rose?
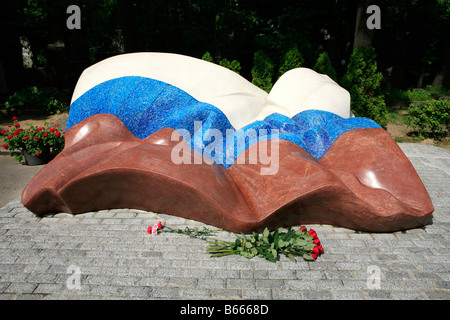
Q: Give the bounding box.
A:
[49,128,55,133]
[55,123,60,127]
[312,246,321,255]
[14,123,20,127]
[0,130,4,134]
[317,245,324,254]
[7,135,13,139]
[2,144,8,150]
[36,152,42,157]
[55,131,61,137]
[311,253,318,260]
[157,221,162,229]
[300,226,307,232]
[23,136,29,140]
[12,117,18,121]
[43,132,48,137]
[13,130,19,136]
[147,226,152,234]
[37,127,43,132]
[313,238,321,245]
[35,136,39,141]
[308,229,317,239]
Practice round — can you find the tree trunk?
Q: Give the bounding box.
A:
[432,39,450,90]
[390,10,409,89]
[118,0,138,53]
[353,0,375,49]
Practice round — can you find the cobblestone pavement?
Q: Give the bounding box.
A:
[0,143,448,300]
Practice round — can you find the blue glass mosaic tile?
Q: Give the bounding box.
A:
[67,76,381,168]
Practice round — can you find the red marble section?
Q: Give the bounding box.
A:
[22,113,433,233]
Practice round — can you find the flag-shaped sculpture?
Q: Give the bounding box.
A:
[22,53,433,233]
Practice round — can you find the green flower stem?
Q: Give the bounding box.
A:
[156,225,323,263]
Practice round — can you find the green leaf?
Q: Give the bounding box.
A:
[303,243,317,251]
[295,239,309,247]
[264,251,276,263]
[287,253,296,262]
[303,253,315,261]
[263,228,270,238]
[270,249,277,259]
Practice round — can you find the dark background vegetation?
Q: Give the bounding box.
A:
[1,0,448,93]
[0,1,449,143]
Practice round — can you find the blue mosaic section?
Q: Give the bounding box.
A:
[67,76,381,168]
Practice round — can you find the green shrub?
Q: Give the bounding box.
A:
[201,51,214,63]
[313,51,337,82]
[252,50,274,93]
[425,85,450,97]
[219,58,242,74]
[406,99,450,139]
[5,86,69,115]
[278,45,304,79]
[341,47,387,127]
[385,89,434,103]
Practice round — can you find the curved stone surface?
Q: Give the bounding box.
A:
[22,113,433,233]
[21,53,434,233]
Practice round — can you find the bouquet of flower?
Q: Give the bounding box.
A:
[1,117,65,162]
[147,222,324,262]
[206,226,324,262]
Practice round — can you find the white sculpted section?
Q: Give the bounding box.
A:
[71,52,351,130]
[267,68,352,119]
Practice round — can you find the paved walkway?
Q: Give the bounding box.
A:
[0,143,448,300]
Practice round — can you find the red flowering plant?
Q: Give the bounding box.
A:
[148,221,324,263]
[1,117,64,162]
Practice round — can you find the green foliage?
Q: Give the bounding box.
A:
[278,45,304,79]
[251,50,274,93]
[341,47,388,127]
[154,223,323,263]
[406,99,450,139]
[313,51,337,82]
[219,58,242,75]
[5,86,69,115]
[159,226,219,240]
[207,226,323,263]
[201,51,214,63]
[425,85,450,97]
[385,89,434,103]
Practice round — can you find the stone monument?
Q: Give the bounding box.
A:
[22,52,433,232]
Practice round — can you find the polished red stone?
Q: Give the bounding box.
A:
[21,113,433,233]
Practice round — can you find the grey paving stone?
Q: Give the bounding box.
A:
[210,289,241,299]
[303,290,333,300]
[0,143,449,300]
[4,283,37,294]
[332,290,365,300]
[168,277,198,288]
[150,287,181,299]
[33,283,65,294]
[226,279,255,289]
[242,289,272,299]
[181,288,211,299]
[197,278,225,289]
